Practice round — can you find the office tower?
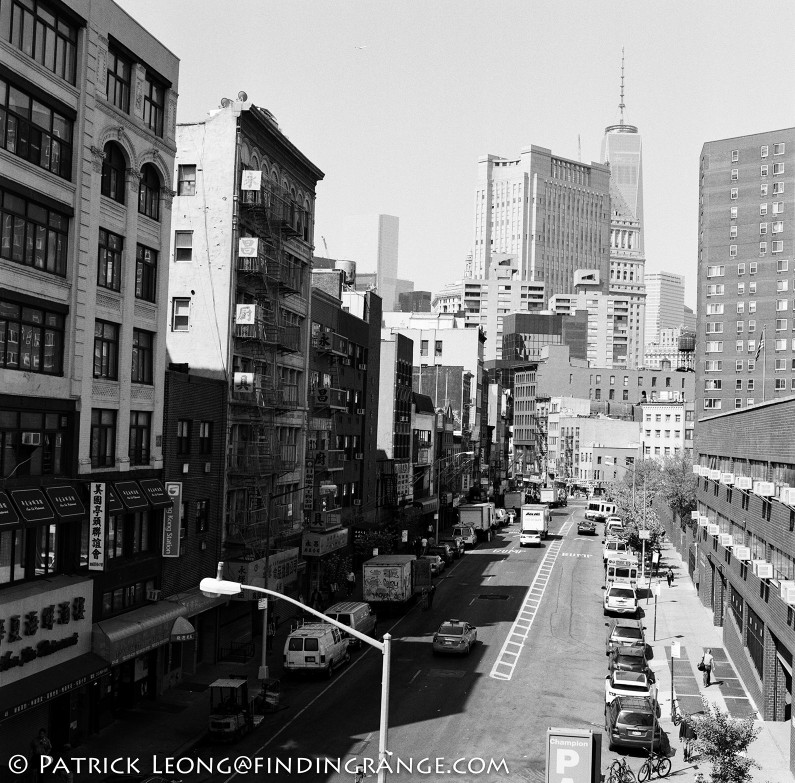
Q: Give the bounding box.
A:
[0,0,178,752]
[341,214,399,310]
[471,147,611,296]
[644,272,686,346]
[697,128,795,416]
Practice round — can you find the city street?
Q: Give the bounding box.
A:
[185,502,617,782]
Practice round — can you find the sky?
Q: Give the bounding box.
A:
[115,0,795,311]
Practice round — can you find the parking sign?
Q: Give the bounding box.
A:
[546,727,600,783]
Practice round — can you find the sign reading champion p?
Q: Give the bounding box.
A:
[545,727,600,783]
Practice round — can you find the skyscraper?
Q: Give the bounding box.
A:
[341,214,399,310]
[644,272,686,346]
[471,147,611,296]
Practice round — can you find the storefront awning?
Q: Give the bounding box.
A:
[0,491,20,530]
[105,484,124,514]
[139,478,172,508]
[0,652,110,722]
[412,496,439,513]
[170,616,196,642]
[44,485,86,519]
[93,601,187,666]
[9,488,55,525]
[115,481,150,511]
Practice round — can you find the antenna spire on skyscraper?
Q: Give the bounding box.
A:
[619,47,626,125]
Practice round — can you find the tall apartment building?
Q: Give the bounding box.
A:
[340,214,399,311]
[168,100,323,607]
[471,146,611,296]
[697,129,795,417]
[0,0,178,754]
[645,271,686,347]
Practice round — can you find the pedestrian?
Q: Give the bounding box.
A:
[346,570,356,596]
[30,728,52,782]
[421,537,428,555]
[679,717,696,762]
[666,567,674,587]
[311,587,322,611]
[267,616,277,652]
[701,648,714,687]
[329,581,339,602]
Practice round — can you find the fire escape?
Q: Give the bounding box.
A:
[226,178,307,558]
[534,397,550,478]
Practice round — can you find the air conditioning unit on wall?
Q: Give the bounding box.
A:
[753,481,775,497]
[735,476,753,490]
[720,473,735,485]
[732,546,751,561]
[752,560,774,579]
[21,432,41,446]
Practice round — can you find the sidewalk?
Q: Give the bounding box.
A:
[645,541,793,782]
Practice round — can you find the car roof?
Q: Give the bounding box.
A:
[612,646,646,659]
[611,671,648,685]
[325,601,368,614]
[612,618,642,629]
[614,695,655,711]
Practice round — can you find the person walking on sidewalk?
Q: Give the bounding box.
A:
[701,648,715,686]
[666,567,674,587]
[346,570,356,596]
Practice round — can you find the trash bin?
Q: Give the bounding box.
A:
[263,678,281,711]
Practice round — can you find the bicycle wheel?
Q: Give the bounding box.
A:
[671,710,681,726]
[637,760,651,783]
[656,757,672,777]
[623,767,637,783]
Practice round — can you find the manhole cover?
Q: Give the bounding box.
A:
[478,594,509,600]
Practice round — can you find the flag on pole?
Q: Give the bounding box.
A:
[755,333,765,362]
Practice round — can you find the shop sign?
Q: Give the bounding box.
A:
[238,236,258,258]
[304,458,315,511]
[310,417,332,431]
[162,482,182,557]
[236,303,256,325]
[302,528,349,557]
[233,372,254,393]
[545,727,599,783]
[88,483,106,571]
[267,548,299,593]
[0,579,93,686]
[241,170,262,190]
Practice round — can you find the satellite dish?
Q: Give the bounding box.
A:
[219,97,232,108]
[238,91,248,102]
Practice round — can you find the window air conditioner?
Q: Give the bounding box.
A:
[732,546,751,561]
[353,499,362,506]
[21,432,41,446]
[146,589,162,602]
[752,560,773,579]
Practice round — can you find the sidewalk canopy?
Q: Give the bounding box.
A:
[44,485,86,519]
[9,488,55,524]
[0,492,19,530]
[115,481,150,511]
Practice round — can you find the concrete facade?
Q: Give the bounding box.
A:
[645,271,686,348]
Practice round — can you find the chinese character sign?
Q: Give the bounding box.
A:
[88,483,105,571]
[240,170,262,191]
[238,237,259,258]
[236,303,256,325]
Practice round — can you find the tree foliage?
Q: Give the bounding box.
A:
[659,451,699,523]
[607,459,666,549]
[693,696,760,783]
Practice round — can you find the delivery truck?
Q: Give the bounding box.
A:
[457,502,495,542]
[362,555,432,609]
[539,486,567,508]
[519,503,550,546]
[503,491,525,513]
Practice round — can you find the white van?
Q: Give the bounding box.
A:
[324,601,378,648]
[605,517,624,537]
[452,524,477,549]
[284,622,349,677]
[605,558,639,588]
[585,500,617,522]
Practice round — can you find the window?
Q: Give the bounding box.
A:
[131,329,153,384]
[707,265,725,277]
[704,360,723,372]
[731,149,739,162]
[0,298,64,374]
[731,206,738,219]
[747,607,764,679]
[773,201,784,214]
[705,322,723,333]
[177,420,191,454]
[100,142,126,202]
[106,47,131,113]
[420,340,428,356]
[737,283,745,295]
[774,181,784,195]
[704,341,723,353]
[736,321,744,333]
[174,231,193,262]
[171,298,190,331]
[622,390,628,401]
[706,284,724,296]
[778,280,790,293]
[749,320,756,331]
[97,228,123,291]
[761,184,768,197]
[195,500,208,533]
[773,240,784,254]
[730,225,738,239]
[143,73,165,137]
[177,165,196,196]
[750,262,758,274]
[737,263,745,275]
[760,242,767,255]
[748,380,755,390]
[760,204,768,216]
[760,223,768,235]
[129,411,150,465]
[778,258,789,273]
[135,245,157,302]
[775,359,787,371]
[736,340,744,352]
[776,338,787,351]
[7,0,78,83]
[778,299,789,311]
[198,421,213,454]
[93,320,119,379]
[90,409,116,468]
[774,143,786,155]
[704,380,722,391]
[774,162,785,175]
[773,221,784,234]
[707,303,724,315]
[0,80,74,179]
[138,164,160,221]
[761,145,769,158]
[730,188,738,200]
[703,399,722,410]
[761,164,769,177]
[731,168,738,180]
[435,340,442,357]
[0,187,68,275]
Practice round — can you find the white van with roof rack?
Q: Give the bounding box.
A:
[283,621,349,678]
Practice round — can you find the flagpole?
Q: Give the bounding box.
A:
[761,326,766,402]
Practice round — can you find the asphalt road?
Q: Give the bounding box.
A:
[193,501,617,783]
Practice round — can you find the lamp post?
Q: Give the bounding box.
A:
[202,562,392,782]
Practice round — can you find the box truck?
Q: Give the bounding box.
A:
[519,504,550,546]
[362,555,432,608]
[503,491,525,513]
[458,502,495,542]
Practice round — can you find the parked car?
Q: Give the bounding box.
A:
[432,619,477,655]
[439,535,465,558]
[605,670,657,704]
[607,646,655,682]
[604,695,665,752]
[324,601,378,648]
[577,519,597,535]
[452,524,478,549]
[283,622,349,678]
[605,618,646,655]
[429,543,454,566]
[603,584,639,617]
[421,554,444,576]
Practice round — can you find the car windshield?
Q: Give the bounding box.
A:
[439,624,464,635]
[614,626,643,639]
[610,589,635,599]
[617,710,654,727]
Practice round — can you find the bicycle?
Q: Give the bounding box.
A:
[607,757,637,783]
[670,697,682,725]
[637,750,671,781]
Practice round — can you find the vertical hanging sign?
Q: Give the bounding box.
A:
[163,482,182,557]
[88,483,106,571]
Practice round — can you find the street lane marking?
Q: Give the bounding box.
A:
[489,514,575,681]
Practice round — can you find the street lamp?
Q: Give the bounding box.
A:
[201,562,392,782]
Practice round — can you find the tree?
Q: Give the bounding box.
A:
[659,451,698,525]
[692,696,760,783]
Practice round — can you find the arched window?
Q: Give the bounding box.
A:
[138,163,160,221]
[101,142,126,203]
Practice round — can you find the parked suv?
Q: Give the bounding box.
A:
[439,535,464,558]
[429,543,454,566]
[605,618,646,654]
[324,601,378,648]
[603,584,639,617]
[607,647,655,682]
[604,695,664,752]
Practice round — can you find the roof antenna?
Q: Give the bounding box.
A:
[618,47,626,125]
